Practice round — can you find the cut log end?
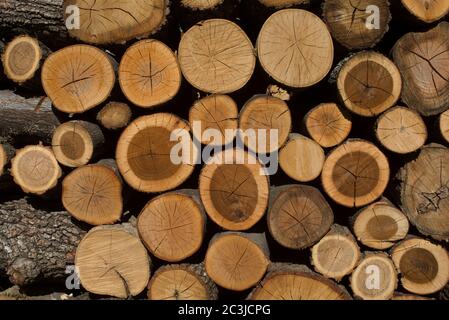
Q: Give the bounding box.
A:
[189,94,238,146]
[10,145,62,195]
[279,134,325,182]
[119,39,181,108]
[181,0,224,10]
[350,253,397,300]
[401,0,449,23]
[268,185,334,250]
[311,225,361,281]
[322,139,390,208]
[258,0,307,8]
[42,45,115,114]
[439,109,449,144]
[147,264,218,300]
[178,19,255,94]
[137,191,205,262]
[97,102,132,130]
[304,103,352,148]
[239,95,292,153]
[205,233,269,291]
[257,9,334,88]
[391,237,449,295]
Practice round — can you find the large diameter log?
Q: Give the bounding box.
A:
[0,198,86,286]
[396,144,449,241]
[257,9,334,88]
[178,19,256,94]
[401,0,449,23]
[0,90,60,145]
[248,263,352,300]
[392,22,449,116]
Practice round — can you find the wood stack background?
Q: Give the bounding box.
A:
[0,0,449,300]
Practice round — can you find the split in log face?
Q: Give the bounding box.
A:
[178,19,255,94]
[97,102,132,130]
[63,0,167,44]
[322,140,390,208]
[10,145,62,195]
[75,226,150,298]
[401,0,449,23]
[116,113,195,193]
[137,192,205,262]
[353,200,409,250]
[199,149,269,231]
[257,9,334,88]
[279,134,325,182]
[397,144,449,241]
[52,121,105,168]
[62,164,123,226]
[181,0,224,10]
[189,94,238,146]
[42,45,115,114]
[268,185,334,250]
[119,39,181,108]
[375,106,427,154]
[238,95,292,153]
[205,233,269,291]
[350,253,397,300]
[258,0,307,7]
[337,52,402,117]
[391,238,449,295]
[304,103,352,148]
[392,22,449,116]
[147,264,218,300]
[323,0,391,49]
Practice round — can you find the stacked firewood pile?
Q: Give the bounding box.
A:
[1,0,449,300]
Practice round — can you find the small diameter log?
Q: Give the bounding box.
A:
[63,0,167,45]
[350,252,398,300]
[257,0,307,8]
[62,161,123,226]
[119,39,181,108]
[323,0,391,50]
[248,263,352,300]
[268,185,334,250]
[336,51,402,117]
[396,144,449,241]
[0,198,86,286]
[199,149,269,231]
[438,109,449,144]
[75,224,151,299]
[10,145,62,195]
[189,94,238,146]
[392,22,449,116]
[0,90,60,145]
[204,232,270,291]
[304,103,352,148]
[257,9,334,88]
[401,0,449,23]
[1,35,51,88]
[311,225,361,282]
[352,200,409,250]
[0,143,15,177]
[181,0,225,10]
[97,102,132,130]
[177,0,238,28]
[137,190,206,262]
[375,106,427,154]
[41,45,116,114]
[178,19,256,94]
[116,113,195,193]
[391,237,449,295]
[238,95,292,153]
[321,139,390,208]
[147,264,218,300]
[52,120,105,168]
[279,134,325,182]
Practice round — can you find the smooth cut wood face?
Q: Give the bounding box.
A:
[259,0,306,7]
[42,45,115,113]
[119,40,181,108]
[322,140,390,208]
[323,0,390,49]
[62,165,123,225]
[64,0,167,44]
[401,0,449,22]
[205,234,269,291]
[257,9,334,88]
[178,19,255,94]
[137,193,205,262]
[440,110,449,143]
[182,0,223,9]
[97,102,132,130]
